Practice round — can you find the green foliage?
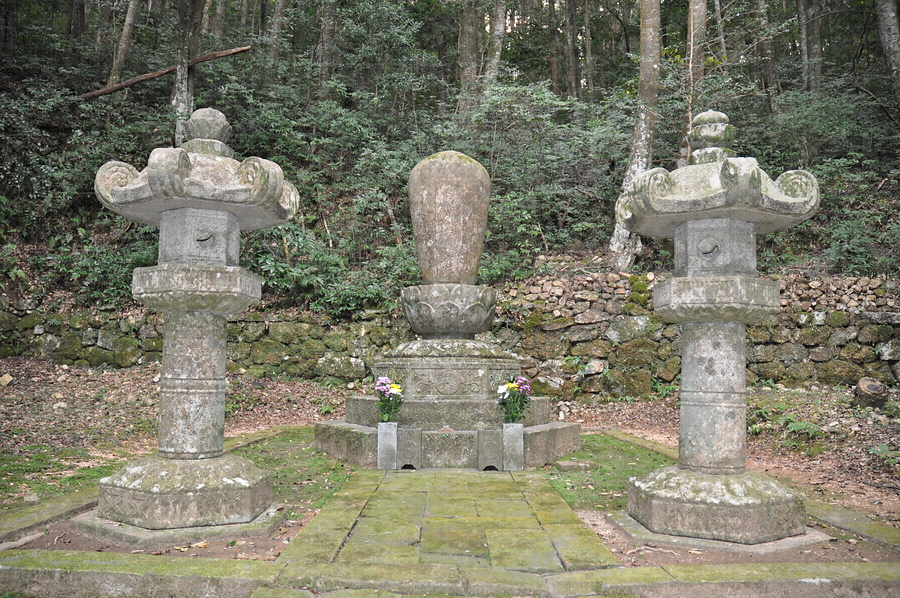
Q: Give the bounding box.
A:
[543,433,675,511]
[650,378,679,399]
[869,443,900,467]
[225,392,263,417]
[30,219,158,307]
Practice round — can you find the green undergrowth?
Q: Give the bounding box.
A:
[542,433,675,511]
[0,446,121,516]
[231,427,354,512]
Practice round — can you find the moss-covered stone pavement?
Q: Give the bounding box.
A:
[1,454,899,597]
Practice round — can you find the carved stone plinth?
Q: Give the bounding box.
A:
[98,454,270,529]
[628,467,805,544]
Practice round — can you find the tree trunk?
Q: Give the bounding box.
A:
[107,0,142,86]
[202,0,214,33]
[173,0,206,147]
[315,0,336,85]
[1,0,17,51]
[874,0,900,106]
[240,0,249,28]
[483,2,506,86]
[583,0,593,101]
[757,0,779,111]
[806,0,822,92]
[563,0,580,98]
[457,0,480,110]
[212,0,227,40]
[547,0,564,96]
[258,0,266,36]
[70,0,86,37]
[712,0,726,61]
[676,0,707,168]
[798,0,809,90]
[269,0,291,61]
[610,0,660,270]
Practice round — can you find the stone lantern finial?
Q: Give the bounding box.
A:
[688,110,735,165]
[182,108,234,158]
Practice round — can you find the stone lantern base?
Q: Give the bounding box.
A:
[97,454,271,529]
[627,466,806,544]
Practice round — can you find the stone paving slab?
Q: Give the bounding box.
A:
[2,439,900,597]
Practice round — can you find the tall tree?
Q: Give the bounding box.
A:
[212,0,228,40]
[0,0,17,51]
[582,0,594,100]
[315,0,336,86]
[269,0,291,61]
[173,0,206,146]
[874,0,900,106]
[798,0,822,92]
[676,0,707,168]
[457,0,480,109]
[563,0,580,97]
[756,0,779,111]
[107,0,142,86]
[609,0,660,269]
[484,2,507,86]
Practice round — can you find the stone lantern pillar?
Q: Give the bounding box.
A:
[616,111,819,544]
[93,108,298,529]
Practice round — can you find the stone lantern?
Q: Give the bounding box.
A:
[92,108,298,529]
[616,110,819,544]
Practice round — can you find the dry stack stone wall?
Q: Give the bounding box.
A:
[2,260,898,400]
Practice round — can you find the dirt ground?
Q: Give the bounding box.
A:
[2,356,898,567]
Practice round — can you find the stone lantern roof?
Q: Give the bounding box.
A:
[95,108,299,231]
[616,110,820,239]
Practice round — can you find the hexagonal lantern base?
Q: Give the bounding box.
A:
[98,454,271,530]
[628,466,805,544]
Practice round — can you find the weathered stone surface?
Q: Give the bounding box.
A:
[877,338,900,361]
[401,284,496,338]
[858,324,894,344]
[628,467,805,544]
[93,108,297,529]
[608,338,658,368]
[314,421,377,468]
[408,151,490,285]
[839,343,877,363]
[604,315,655,343]
[133,264,261,314]
[98,454,271,529]
[95,112,298,231]
[617,112,819,239]
[502,423,524,471]
[315,354,367,380]
[653,276,779,324]
[619,110,817,544]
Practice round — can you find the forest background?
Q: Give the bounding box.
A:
[0,0,898,318]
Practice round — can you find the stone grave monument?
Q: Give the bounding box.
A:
[316,151,580,469]
[90,108,298,529]
[616,110,819,543]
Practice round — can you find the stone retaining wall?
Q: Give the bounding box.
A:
[2,261,898,400]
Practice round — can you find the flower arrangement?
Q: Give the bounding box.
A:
[497,375,532,423]
[375,376,403,422]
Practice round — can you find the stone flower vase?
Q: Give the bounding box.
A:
[408,151,491,285]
